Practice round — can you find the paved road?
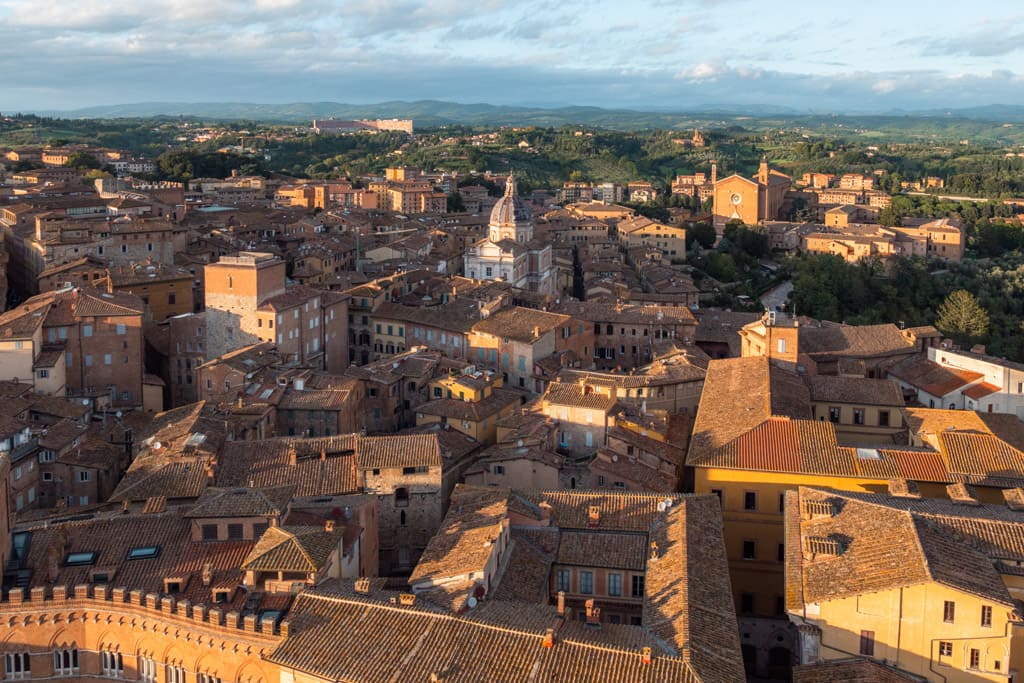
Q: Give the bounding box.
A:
[760,280,793,312]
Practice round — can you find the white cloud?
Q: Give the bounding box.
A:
[872,79,897,94]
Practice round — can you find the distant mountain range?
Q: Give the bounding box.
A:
[29,100,1024,128]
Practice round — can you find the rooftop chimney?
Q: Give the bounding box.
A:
[542,628,555,649]
[557,590,565,616]
[324,520,335,533]
[538,501,552,526]
[1003,488,1024,512]
[201,562,213,587]
[887,479,921,498]
[947,483,980,506]
[354,577,371,594]
[587,505,600,528]
[584,599,601,627]
[641,647,652,665]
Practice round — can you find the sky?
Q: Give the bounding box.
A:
[2,0,1024,112]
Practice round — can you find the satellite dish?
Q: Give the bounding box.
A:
[115,411,123,418]
[152,441,162,450]
[467,596,478,609]
[82,398,90,406]
[657,502,667,512]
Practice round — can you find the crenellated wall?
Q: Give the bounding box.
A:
[0,584,284,683]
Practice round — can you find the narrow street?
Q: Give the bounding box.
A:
[759,280,792,312]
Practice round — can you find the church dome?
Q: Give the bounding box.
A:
[489,174,531,229]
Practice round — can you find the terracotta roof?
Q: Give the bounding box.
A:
[788,487,1021,612]
[0,296,50,338]
[798,323,916,359]
[70,288,145,317]
[241,525,342,572]
[18,512,252,609]
[37,419,85,449]
[471,307,572,342]
[806,375,904,406]
[644,496,745,680]
[511,490,684,532]
[887,357,983,396]
[557,531,647,571]
[268,587,699,683]
[256,284,325,311]
[592,448,678,492]
[357,433,441,470]
[415,388,524,423]
[409,487,509,586]
[838,448,950,482]
[542,382,618,412]
[185,485,295,518]
[109,453,211,502]
[904,408,1024,485]
[964,381,1000,400]
[488,529,555,604]
[278,387,355,411]
[688,357,811,464]
[555,300,696,326]
[216,435,358,497]
[793,658,925,682]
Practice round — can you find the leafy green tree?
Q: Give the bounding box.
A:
[447,192,465,213]
[935,289,990,345]
[722,222,768,258]
[65,152,100,169]
[686,222,716,249]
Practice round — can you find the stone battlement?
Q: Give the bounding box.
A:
[1,584,288,639]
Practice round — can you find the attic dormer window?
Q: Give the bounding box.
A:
[800,500,836,520]
[803,536,845,559]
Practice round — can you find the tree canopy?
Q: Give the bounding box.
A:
[935,290,990,345]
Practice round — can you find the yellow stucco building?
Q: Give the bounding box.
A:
[788,486,1024,682]
[686,356,1024,677]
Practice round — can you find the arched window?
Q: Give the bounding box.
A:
[101,650,124,677]
[53,648,79,675]
[166,663,187,683]
[395,487,410,507]
[138,654,157,683]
